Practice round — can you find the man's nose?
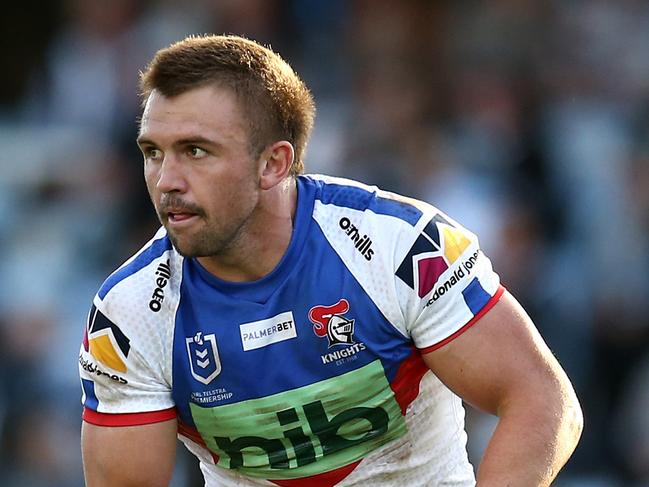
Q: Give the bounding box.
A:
[156,155,187,193]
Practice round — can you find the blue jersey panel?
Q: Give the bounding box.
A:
[171,178,414,427]
[311,178,422,226]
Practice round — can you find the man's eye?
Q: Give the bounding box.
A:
[144,148,162,160]
[189,146,208,158]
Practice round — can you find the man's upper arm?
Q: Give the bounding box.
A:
[82,418,178,487]
[422,290,577,416]
[79,271,179,486]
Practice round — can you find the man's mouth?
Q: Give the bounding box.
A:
[166,210,199,224]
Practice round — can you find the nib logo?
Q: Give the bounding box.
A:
[396,213,472,298]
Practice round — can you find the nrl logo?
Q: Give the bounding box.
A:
[186,332,221,385]
[308,299,356,347]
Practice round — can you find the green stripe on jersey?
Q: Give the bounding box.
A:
[189,359,406,479]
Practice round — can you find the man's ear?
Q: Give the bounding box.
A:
[259,141,295,190]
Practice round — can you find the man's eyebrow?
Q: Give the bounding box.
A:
[136,136,219,147]
[174,136,218,147]
[136,136,155,147]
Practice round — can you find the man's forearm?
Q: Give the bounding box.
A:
[476,391,583,487]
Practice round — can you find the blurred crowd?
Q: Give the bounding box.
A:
[1,1,648,486]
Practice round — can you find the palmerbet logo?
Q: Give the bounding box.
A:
[396,213,474,298]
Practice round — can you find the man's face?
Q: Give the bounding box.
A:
[138,84,262,257]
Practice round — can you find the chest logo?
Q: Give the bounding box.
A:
[308,299,356,347]
[239,311,297,351]
[186,332,222,385]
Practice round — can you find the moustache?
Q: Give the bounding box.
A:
[159,194,204,216]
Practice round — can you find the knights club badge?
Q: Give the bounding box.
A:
[308,299,356,347]
[186,332,222,385]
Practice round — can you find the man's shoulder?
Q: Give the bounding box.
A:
[95,227,180,307]
[303,174,437,228]
[80,227,179,405]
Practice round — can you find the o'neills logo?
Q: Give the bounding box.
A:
[149,259,170,312]
[339,217,374,261]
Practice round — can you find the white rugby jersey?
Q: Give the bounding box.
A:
[79,174,504,486]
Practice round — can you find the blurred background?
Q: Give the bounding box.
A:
[1,0,648,485]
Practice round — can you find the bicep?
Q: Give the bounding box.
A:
[82,419,178,487]
[422,290,572,416]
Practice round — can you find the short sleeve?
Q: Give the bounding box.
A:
[396,210,504,351]
[79,299,176,426]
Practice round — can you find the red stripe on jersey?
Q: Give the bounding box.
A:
[390,348,430,415]
[177,419,220,464]
[419,285,506,354]
[82,406,177,426]
[270,460,361,487]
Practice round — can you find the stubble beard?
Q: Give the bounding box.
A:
[162,205,256,259]
[166,226,220,258]
[165,219,234,258]
[153,194,238,258]
[155,167,261,260]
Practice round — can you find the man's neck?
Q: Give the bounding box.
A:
[197,178,298,282]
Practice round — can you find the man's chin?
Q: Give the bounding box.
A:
[172,246,197,258]
[164,226,226,258]
[167,235,219,259]
[166,234,195,257]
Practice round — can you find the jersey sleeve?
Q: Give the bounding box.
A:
[395,209,504,352]
[79,293,176,426]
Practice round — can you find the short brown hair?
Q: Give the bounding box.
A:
[139,35,315,175]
